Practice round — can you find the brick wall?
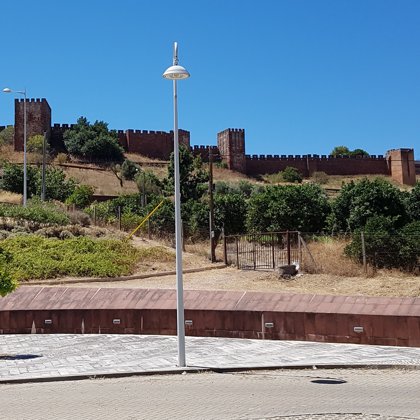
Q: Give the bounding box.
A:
[217,128,246,172]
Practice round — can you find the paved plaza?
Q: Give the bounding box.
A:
[1,334,420,383]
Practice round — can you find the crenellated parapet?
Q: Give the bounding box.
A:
[217,128,246,173]
[192,145,221,161]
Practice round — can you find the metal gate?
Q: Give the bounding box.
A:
[224,231,301,270]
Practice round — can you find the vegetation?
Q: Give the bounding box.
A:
[1,163,76,201]
[0,236,141,280]
[121,159,140,180]
[331,146,369,157]
[0,126,14,147]
[66,184,94,208]
[246,183,330,233]
[63,117,125,162]
[27,134,46,154]
[0,199,70,225]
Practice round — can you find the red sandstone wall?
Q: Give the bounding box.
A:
[245,155,389,177]
[14,99,51,151]
[1,308,419,347]
[387,149,416,186]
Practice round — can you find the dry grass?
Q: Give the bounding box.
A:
[0,145,22,163]
[60,166,138,195]
[302,237,365,277]
[0,191,22,204]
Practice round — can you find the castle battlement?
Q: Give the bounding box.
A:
[5,97,416,185]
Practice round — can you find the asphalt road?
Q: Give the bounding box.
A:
[1,368,419,419]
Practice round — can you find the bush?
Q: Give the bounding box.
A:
[0,126,14,147]
[328,178,408,232]
[406,182,420,222]
[0,200,70,225]
[0,247,17,296]
[56,153,69,164]
[1,162,76,202]
[66,184,94,208]
[214,192,248,235]
[312,171,329,185]
[0,236,141,280]
[280,167,303,183]
[345,217,420,270]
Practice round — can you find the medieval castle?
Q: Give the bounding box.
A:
[1,98,418,186]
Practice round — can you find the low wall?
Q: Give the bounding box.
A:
[1,287,419,347]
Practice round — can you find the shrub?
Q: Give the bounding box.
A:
[27,134,45,153]
[0,247,17,296]
[66,184,94,208]
[56,153,69,164]
[406,182,420,222]
[0,200,70,225]
[1,236,141,280]
[312,171,329,185]
[328,178,408,232]
[280,167,303,183]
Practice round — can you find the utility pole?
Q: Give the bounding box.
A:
[209,148,216,262]
[41,131,47,201]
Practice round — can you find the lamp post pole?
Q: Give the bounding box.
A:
[163,42,190,368]
[3,88,28,206]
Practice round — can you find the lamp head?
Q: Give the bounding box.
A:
[163,65,190,80]
[3,88,12,93]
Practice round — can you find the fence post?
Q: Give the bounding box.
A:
[286,230,291,265]
[298,231,302,266]
[222,228,228,265]
[118,206,121,231]
[93,205,96,225]
[253,237,256,270]
[271,233,275,269]
[182,221,186,252]
[235,236,239,268]
[361,231,367,274]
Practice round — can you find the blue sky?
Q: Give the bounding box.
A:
[1,0,419,158]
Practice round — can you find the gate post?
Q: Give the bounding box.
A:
[271,233,275,269]
[236,236,239,268]
[286,231,291,265]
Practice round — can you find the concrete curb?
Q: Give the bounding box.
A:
[2,363,419,385]
[25,264,227,286]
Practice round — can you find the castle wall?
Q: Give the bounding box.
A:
[120,129,190,160]
[14,99,51,151]
[217,128,246,172]
[191,145,220,161]
[386,149,416,186]
[245,154,389,177]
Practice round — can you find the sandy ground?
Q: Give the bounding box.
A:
[60,265,420,298]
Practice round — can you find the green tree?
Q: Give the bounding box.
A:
[350,148,369,157]
[406,182,420,222]
[0,248,17,297]
[214,192,248,235]
[246,183,330,233]
[165,145,208,202]
[0,126,14,147]
[331,146,351,156]
[27,134,45,154]
[63,117,124,162]
[1,162,38,197]
[135,170,163,199]
[121,159,140,180]
[328,178,408,232]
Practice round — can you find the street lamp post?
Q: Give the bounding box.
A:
[163,42,190,368]
[3,88,27,206]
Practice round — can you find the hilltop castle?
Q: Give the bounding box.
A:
[0,98,417,185]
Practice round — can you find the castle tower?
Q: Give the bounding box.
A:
[386,148,416,186]
[217,128,246,173]
[14,98,51,151]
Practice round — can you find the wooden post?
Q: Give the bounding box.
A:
[208,149,216,262]
[271,233,275,269]
[361,231,367,274]
[236,236,239,268]
[93,205,96,225]
[118,206,121,231]
[222,227,228,265]
[286,230,291,265]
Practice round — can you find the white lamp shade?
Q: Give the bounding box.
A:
[163,65,190,80]
[2,88,12,93]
